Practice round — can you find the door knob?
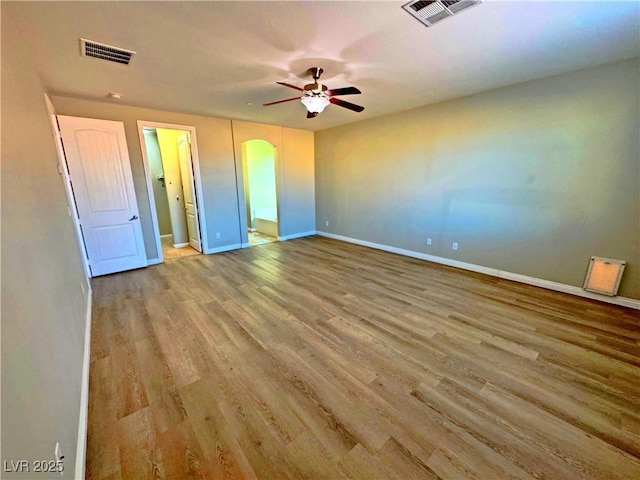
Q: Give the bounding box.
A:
[128,215,139,221]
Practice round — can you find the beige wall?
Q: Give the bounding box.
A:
[282,127,316,236]
[315,58,640,299]
[1,6,90,477]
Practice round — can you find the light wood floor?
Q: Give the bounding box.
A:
[249,231,278,246]
[161,236,201,261]
[87,236,640,480]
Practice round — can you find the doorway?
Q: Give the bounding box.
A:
[242,139,279,247]
[138,122,207,263]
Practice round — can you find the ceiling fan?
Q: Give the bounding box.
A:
[263,67,365,118]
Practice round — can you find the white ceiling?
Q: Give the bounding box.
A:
[9,1,640,131]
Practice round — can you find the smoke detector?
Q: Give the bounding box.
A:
[80,38,135,65]
[402,0,482,28]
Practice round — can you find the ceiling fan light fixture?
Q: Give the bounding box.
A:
[265,67,363,117]
[301,95,330,113]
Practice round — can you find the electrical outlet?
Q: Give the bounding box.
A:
[215,232,221,239]
[426,238,432,246]
[452,242,458,251]
[325,220,329,227]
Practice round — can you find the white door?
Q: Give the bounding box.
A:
[177,133,202,252]
[58,116,148,276]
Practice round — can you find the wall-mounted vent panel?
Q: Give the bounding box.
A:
[583,256,626,296]
[80,38,135,65]
[402,0,482,28]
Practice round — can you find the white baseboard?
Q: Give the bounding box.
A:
[173,242,190,249]
[241,242,250,248]
[316,231,640,310]
[147,257,162,266]
[204,243,243,254]
[75,284,93,480]
[160,234,172,240]
[278,230,317,241]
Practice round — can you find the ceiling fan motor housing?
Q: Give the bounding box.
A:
[305,67,327,92]
[304,82,327,92]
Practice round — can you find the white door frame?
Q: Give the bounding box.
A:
[137,121,208,262]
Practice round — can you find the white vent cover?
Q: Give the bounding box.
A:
[402,0,482,28]
[80,38,135,65]
[583,256,626,296]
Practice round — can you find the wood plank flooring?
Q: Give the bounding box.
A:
[87,236,640,479]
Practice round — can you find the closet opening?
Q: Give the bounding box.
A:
[138,122,207,263]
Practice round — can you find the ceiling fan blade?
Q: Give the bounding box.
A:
[263,97,301,106]
[329,97,365,112]
[325,86,361,97]
[307,111,319,119]
[276,81,303,91]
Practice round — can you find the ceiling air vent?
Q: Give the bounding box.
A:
[402,0,482,28]
[80,38,135,65]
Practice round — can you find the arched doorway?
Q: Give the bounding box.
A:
[242,139,279,246]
